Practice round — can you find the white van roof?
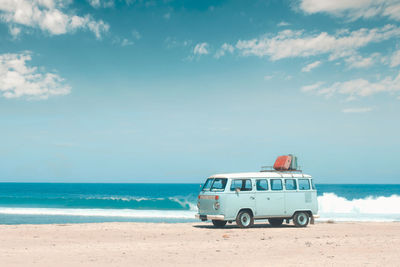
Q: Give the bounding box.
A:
[209,172,312,179]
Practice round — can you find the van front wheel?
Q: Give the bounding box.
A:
[236,210,254,228]
[293,212,309,227]
[212,220,227,228]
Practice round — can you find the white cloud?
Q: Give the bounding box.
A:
[0,52,71,99]
[264,75,273,80]
[89,0,101,8]
[132,29,141,40]
[302,72,400,100]
[121,38,133,46]
[88,0,114,8]
[277,21,290,27]
[214,43,234,58]
[235,25,400,61]
[301,81,324,92]
[113,30,140,47]
[344,53,379,69]
[342,107,373,113]
[390,49,400,67]
[164,37,192,49]
[0,0,109,39]
[193,42,209,55]
[9,25,21,37]
[302,60,321,72]
[299,0,400,21]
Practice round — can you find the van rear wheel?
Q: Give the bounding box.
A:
[236,210,254,228]
[293,212,309,227]
[268,218,284,227]
[212,220,227,228]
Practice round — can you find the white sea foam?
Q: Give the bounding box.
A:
[0,207,196,219]
[85,196,165,202]
[317,193,400,222]
[1,193,399,222]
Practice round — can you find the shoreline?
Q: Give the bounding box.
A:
[1,222,400,266]
[1,220,400,226]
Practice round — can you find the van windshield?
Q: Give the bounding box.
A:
[202,178,213,191]
[202,178,228,191]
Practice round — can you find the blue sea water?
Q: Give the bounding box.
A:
[0,183,399,224]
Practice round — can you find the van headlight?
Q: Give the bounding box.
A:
[214,202,220,210]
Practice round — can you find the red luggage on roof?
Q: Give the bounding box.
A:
[273,155,292,171]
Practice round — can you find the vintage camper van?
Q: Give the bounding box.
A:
[195,171,318,228]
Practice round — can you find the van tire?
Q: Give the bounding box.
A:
[212,220,227,228]
[236,210,254,228]
[293,211,309,227]
[268,218,284,227]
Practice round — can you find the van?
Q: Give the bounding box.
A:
[195,171,318,228]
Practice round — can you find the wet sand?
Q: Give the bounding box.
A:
[1,222,400,266]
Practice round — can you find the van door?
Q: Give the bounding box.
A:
[225,179,256,219]
[255,179,285,217]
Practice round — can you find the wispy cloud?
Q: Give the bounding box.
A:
[193,42,209,55]
[0,0,109,39]
[214,43,234,59]
[164,37,191,49]
[345,53,380,69]
[390,49,400,67]
[121,38,133,46]
[342,107,373,113]
[235,25,400,62]
[0,52,71,99]
[302,72,400,100]
[9,25,21,38]
[132,29,141,40]
[302,61,321,72]
[113,30,141,47]
[301,81,324,92]
[88,0,115,8]
[298,0,400,21]
[277,21,290,27]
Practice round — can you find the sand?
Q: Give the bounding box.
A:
[1,222,400,266]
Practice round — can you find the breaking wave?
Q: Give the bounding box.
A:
[317,193,400,222]
[0,195,196,211]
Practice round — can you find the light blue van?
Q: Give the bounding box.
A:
[195,171,318,228]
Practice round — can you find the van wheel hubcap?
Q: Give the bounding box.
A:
[298,214,306,225]
[241,213,250,226]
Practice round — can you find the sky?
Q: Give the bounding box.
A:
[0,0,400,183]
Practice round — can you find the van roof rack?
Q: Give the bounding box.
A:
[260,166,302,173]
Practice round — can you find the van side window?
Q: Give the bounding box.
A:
[230,179,252,191]
[256,179,269,191]
[211,178,227,191]
[270,179,283,190]
[285,179,297,190]
[298,179,310,190]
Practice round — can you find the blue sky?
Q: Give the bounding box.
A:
[0,0,399,183]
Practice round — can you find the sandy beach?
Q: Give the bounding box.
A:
[0,222,399,266]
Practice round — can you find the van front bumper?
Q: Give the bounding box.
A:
[195,214,225,221]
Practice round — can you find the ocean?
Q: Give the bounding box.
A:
[0,183,399,224]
